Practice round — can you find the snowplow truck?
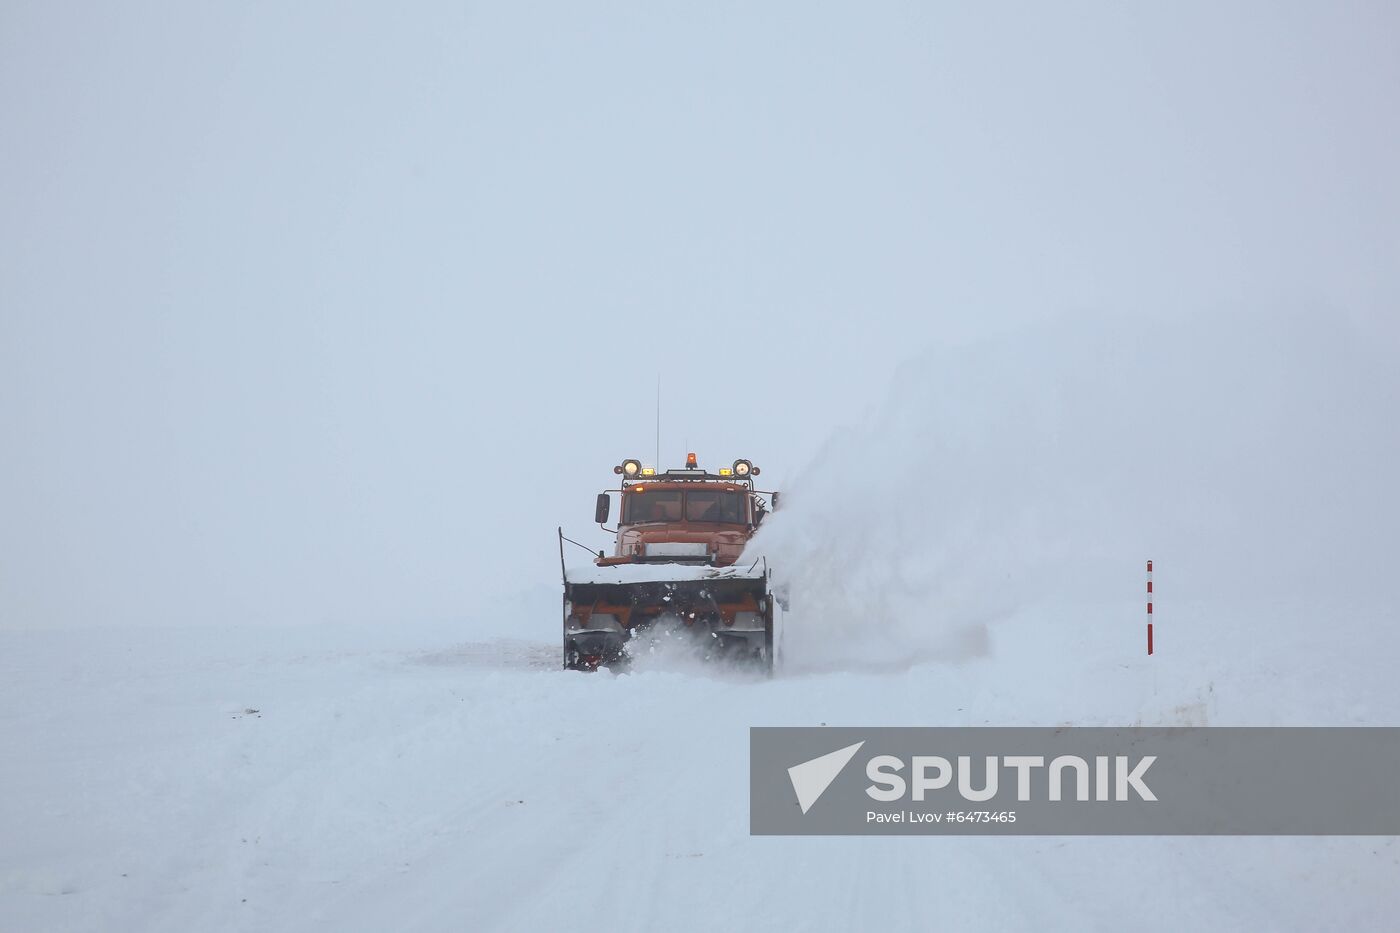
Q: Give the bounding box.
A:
[559,454,779,672]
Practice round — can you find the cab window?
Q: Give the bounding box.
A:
[685,490,745,524]
[622,490,683,523]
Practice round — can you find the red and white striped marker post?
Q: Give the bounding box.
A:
[1146,560,1154,655]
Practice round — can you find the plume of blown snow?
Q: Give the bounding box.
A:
[748,310,1399,673]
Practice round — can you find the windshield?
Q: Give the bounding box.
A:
[623,490,683,523]
[685,490,745,523]
[623,489,746,525]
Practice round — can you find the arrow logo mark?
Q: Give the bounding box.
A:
[787,741,865,814]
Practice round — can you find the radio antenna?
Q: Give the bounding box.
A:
[654,374,661,470]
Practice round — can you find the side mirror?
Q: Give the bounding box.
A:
[771,492,780,511]
[594,493,611,524]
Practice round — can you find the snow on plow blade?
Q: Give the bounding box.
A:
[563,562,774,672]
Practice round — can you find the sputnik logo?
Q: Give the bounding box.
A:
[787,741,865,814]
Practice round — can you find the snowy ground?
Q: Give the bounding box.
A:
[3,601,1397,933]
[5,312,1396,932]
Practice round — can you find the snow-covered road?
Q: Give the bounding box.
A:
[7,315,1398,931]
[4,607,1396,933]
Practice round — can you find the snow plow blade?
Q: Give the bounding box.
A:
[562,562,775,672]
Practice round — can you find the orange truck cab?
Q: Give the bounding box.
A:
[593,455,775,567]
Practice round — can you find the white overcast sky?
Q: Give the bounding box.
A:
[2,2,1397,629]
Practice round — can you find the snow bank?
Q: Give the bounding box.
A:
[748,311,1400,673]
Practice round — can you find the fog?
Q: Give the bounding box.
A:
[2,2,1397,630]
